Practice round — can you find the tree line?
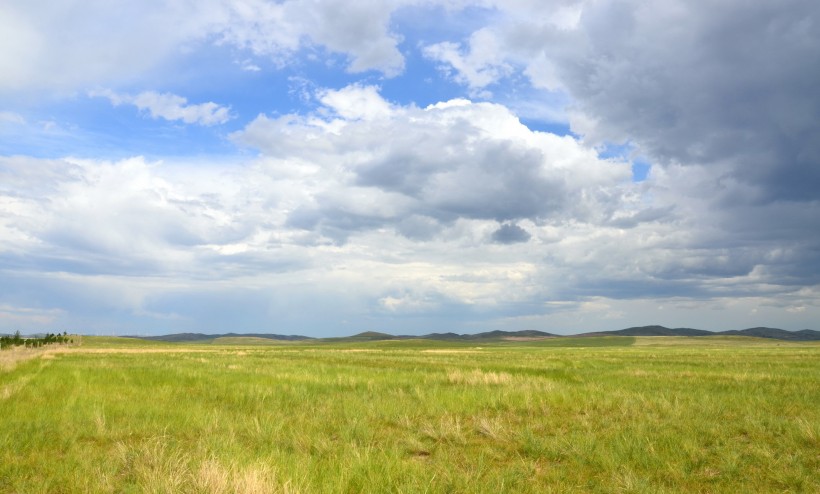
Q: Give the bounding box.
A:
[0,331,73,350]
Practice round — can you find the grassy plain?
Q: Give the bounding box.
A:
[1,336,818,493]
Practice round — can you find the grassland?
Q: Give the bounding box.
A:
[1,336,818,493]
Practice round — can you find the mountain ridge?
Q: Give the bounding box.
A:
[126,326,820,342]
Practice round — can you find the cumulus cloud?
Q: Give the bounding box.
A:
[91,89,233,126]
[444,0,820,204]
[235,85,634,240]
[317,84,395,121]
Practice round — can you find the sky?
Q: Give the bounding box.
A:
[1,0,819,336]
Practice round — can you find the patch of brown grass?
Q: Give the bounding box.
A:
[0,346,51,372]
[447,369,512,385]
[422,349,482,354]
[195,458,298,494]
[114,439,300,494]
[52,348,216,355]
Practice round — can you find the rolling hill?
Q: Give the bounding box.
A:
[126,325,819,343]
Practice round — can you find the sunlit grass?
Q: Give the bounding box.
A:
[1,336,817,492]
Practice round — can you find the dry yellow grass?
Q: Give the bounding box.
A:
[447,368,513,385]
[110,438,301,494]
[51,347,216,355]
[195,458,298,494]
[0,346,51,372]
[421,349,482,354]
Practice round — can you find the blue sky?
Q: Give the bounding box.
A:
[1,0,819,336]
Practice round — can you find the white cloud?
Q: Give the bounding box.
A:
[0,4,45,91]
[237,59,262,72]
[0,304,64,327]
[0,1,225,93]
[0,112,25,125]
[288,0,405,76]
[214,0,409,75]
[0,0,415,94]
[92,89,233,126]
[317,85,395,121]
[423,28,512,93]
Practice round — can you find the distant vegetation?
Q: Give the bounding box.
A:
[0,330,72,350]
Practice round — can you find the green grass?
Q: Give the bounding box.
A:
[1,336,818,493]
[209,337,301,346]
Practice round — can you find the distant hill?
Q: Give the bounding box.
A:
[587,325,714,337]
[126,326,819,343]
[717,327,820,341]
[423,330,557,340]
[420,332,463,340]
[317,331,396,342]
[588,325,820,341]
[352,331,395,340]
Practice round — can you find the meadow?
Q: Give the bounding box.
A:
[1,335,818,493]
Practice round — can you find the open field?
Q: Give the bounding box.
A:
[1,336,818,493]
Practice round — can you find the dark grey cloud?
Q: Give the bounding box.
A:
[287,205,389,244]
[491,222,531,244]
[353,121,481,196]
[553,0,820,202]
[339,112,569,223]
[416,140,567,222]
